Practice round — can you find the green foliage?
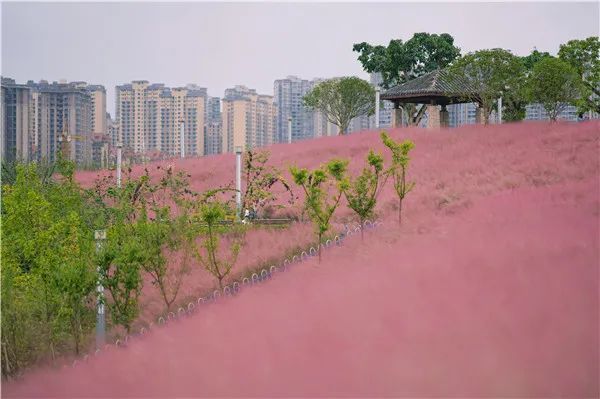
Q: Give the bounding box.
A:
[381,132,415,225]
[290,159,348,261]
[344,151,384,239]
[138,166,196,312]
[303,77,374,135]
[448,48,525,124]
[558,36,600,114]
[94,174,151,333]
[526,57,582,121]
[353,33,460,126]
[193,194,246,290]
[502,49,553,122]
[242,149,294,219]
[353,32,461,89]
[97,218,145,333]
[1,164,96,376]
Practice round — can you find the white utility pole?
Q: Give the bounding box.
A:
[180,121,185,159]
[116,141,122,188]
[94,229,107,349]
[287,117,292,144]
[235,146,242,221]
[375,87,381,128]
[497,97,503,124]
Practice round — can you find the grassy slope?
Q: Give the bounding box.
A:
[7,121,595,396]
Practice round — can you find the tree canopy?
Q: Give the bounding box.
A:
[558,36,600,114]
[448,48,524,124]
[353,32,461,89]
[303,77,374,135]
[526,57,582,121]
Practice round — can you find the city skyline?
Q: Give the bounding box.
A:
[3,2,598,115]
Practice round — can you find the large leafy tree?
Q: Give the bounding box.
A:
[501,49,553,122]
[303,77,374,135]
[558,36,600,114]
[526,57,582,121]
[353,33,461,126]
[1,163,97,375]
[353,32,461,88]
[448,48,525,124]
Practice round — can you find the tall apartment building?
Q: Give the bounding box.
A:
[368,72,394,130]
[274,76,315,142]
[448,102,478,127]
[85,85,107,136]
[205,121,222,155]
[1,78,102,166]
[222,86,276,153]
[525,103,579,121]
[115,81,205,156]
[1,78,32,161]
[207,96,221,123]
[30,80,94,165]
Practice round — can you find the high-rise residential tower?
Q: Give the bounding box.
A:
[115,81,205,156]
[274,76,314,142]
[1,77,32,162]
[222,86,276,153]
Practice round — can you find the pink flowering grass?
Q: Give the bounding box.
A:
[5,121,596,397]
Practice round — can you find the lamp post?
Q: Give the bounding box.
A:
[375,87,381,129]
[94,229,107,350]
[235,146,242,221]
[116,141,122,188]
[287,117,292,144]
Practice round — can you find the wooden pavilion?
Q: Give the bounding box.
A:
[381,69,481,128]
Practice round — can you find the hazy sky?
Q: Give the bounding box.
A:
[2,1,599,115]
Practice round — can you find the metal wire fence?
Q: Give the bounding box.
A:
[66,219,382,369]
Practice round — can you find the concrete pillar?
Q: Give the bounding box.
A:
[440,105,449,128]
[427,104,441,129]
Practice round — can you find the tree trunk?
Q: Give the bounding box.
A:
[398,198,403,225]
[360,219,364,241]
[318,232,322,263]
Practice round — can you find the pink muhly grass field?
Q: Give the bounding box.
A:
[5,121,598,397]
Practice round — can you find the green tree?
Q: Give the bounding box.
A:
[381,132,415,225]
[290,159,348,262]
[1,163,97,375]
[353,32,461,89]
[139,166,196,312]
[193,195,246,290]
[558,36,600,114]
[502,49,553,122]
[241,149,293,219]
[343,151,384,240]
[353,32,461,126]
[449,49,525,124]
[95,174,150,333]
[526,57,582,121]
[303,77,374,135]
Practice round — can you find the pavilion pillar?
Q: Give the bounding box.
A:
[476,107,486,124]
[427,104,441,129]
[440,105,449,128]
[392,104,404,128]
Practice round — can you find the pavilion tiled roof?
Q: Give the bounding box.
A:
[381,69,477,102]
